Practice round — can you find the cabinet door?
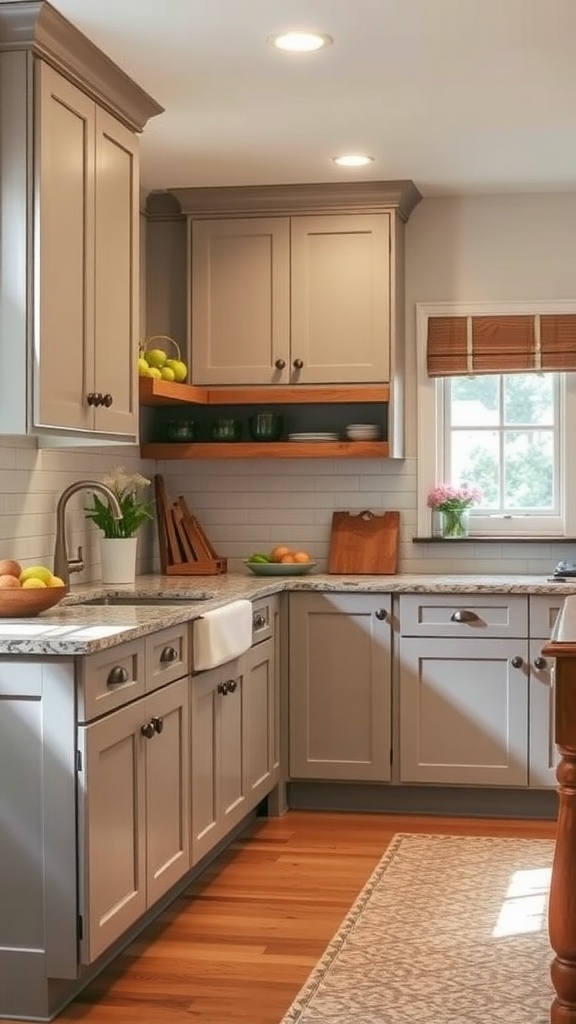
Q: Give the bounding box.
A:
[290,214,391,384]
[93,106,139,435]
[528,638,558,788]
[243,637,279,807]
[191,217,290,385]
[78,699,147,963]
[145,678,190,903]
[289,593,392,781]
[399,638,528,786]
[36,62,95,431]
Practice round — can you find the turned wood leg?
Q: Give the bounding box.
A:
[547,652,576,1023]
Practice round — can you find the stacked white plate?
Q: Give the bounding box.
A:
[345,423,381,441]
[288,432,340,442]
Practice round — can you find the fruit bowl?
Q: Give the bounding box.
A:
[0,586,69,618]
[244,561,318,576]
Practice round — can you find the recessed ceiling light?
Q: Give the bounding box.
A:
[268,31,333,52]
[333,154,375,168]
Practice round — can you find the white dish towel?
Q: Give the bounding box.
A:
[193,599,253,671]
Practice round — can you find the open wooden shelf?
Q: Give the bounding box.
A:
[139,379,390,407]
[140,440,390,460]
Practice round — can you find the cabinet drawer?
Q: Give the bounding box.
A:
[399,594,528,638]
[78,640,144,722]
[529,595,564,640]
[145,624,189,692]
[251,596,277,645]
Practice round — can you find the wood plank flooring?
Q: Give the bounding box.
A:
[19,810,560,1024]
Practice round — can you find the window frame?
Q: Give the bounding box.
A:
[416,300,576,539]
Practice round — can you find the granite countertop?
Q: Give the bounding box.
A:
[0,571,574,656]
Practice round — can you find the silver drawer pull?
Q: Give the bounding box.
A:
[450,609,479,623]
[160,645,178,663]
[107,666,129,686]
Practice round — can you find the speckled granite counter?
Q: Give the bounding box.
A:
[0,571,574,655]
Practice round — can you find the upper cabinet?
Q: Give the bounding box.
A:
[0,1,162,441]
[191,212,391,386]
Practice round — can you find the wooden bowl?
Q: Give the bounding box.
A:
[0,586,68,618]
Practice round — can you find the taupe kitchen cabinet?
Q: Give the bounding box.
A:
[289,593,393,782]
[398,594,562,788]
[190,657,247,863]
[191,597,280,863]
[191,213,391,386]
[77,625,191,964]
[529,595,562,787]
[0,2,161,439]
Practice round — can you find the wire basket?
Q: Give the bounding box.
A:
[139,335,188,382]
[140,335,183,362]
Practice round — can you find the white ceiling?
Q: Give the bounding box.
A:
[50,0,576,198]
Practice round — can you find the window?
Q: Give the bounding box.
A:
[417,302,576,538]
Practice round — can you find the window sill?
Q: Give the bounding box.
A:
[413,536,576,543]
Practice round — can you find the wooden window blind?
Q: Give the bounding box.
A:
[427,314,576,377]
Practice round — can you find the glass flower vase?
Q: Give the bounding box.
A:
[439,507,470,539]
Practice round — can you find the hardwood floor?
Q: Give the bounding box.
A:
[28,810,560,1024]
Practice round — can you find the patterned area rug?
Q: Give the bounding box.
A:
[279,834,555,1024]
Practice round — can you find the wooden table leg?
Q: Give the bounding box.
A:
[544,649,576,1023]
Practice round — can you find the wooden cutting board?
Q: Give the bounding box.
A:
[328,510,400,574]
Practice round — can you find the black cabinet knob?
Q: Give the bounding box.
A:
[534,656,547,670]
[293,358,304,370]
[375,608,388,621]
[152,716,164,734]
[217,681,230,696]
[102,393,113,407]
[274,358,286,370]
[141,721,155,739]
[511,656,523,669]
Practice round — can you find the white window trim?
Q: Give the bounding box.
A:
[416,300,576,539]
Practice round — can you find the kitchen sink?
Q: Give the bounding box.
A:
[76,594,214,606]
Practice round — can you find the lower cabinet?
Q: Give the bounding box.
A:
[190,634,279,864]
[78,674,190,963]
[289,593,393,782]
[190,658,247,864]
[398,594,562,788]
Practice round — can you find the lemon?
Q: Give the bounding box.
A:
[20,565,53,585]
[160,366,176,382]
[145,348,167,369]
[147,367,162,379]
[165,359,188,383]
[22,577,47,589]
[137,357,151,377]
[47,575,66,588]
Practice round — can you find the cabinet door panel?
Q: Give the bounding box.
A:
[94,107,138,435]
[219,672,246,823]
[192,218,290,384]
[290,214,390,383]
[244,638,277,804]
[145,678,190,903]
[191,669,220,861]
[36,62,94,430]
[78,701,146,963]
[399,638,528,786]
[290,594,392,781]
[528,638,558,788]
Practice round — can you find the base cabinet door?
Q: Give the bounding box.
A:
[243,637,279,805]
[289,593,393,781]
[399,638,528,786]
[528,638,558,788]
[79,677,190,963]
[190,662,246,864]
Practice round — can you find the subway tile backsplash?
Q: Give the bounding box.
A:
[0,441,571,581]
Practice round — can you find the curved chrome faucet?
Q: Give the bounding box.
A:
[53,481,123,586]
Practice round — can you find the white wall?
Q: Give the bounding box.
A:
[3,193,576,580]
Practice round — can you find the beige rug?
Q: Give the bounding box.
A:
[279,834,555,1024]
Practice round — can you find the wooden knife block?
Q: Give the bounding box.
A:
[154,475,227,575]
